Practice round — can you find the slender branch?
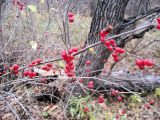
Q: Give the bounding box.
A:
[0,24,155,78]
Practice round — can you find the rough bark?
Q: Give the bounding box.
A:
[76,0,129,77]
[99,71,160,92]
[73,0,160,96]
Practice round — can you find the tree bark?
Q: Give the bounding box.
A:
[76,0,129,77]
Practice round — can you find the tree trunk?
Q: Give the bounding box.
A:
[76,0,129,77]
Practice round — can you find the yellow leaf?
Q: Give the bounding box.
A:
[58,61,65,68]
[27,5,37,12]
[30,41,37,50]
[40,0,45,4]
[89,48,94,53]
[105,111,113,120]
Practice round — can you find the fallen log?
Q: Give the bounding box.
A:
[99,71,160,92]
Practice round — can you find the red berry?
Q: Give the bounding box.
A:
[28,64,33,67]
[31,61,36,65]
[69,16,74,23]
[36,58,42,64]
[109,39,115,45]
[108,46,113,51]
[157,24,160,30]
[68,12,74,17]
[46,63,52,68]
[72,47,78,52]
[45,67,50,71]
[98,95,105,103]
[149,100,155,105]
[61,50,67,58]
[83,106,89,113]
[136,59,144,66]
[68,49,73,54]
[100,31,105,38]
[143,59,154,67]
[115,114,119,120]
[86,60,91,65]
[104,41,110,47]
[144,103,150,109]
[111,89,119,96]
[13,64,19,71]
[117,96,123,102]
[112,52,118,58]
[23,71,29,76]
[100,37,105,43]
[115,47,125,54]
[114,57,119,62]
[41,65,48,70]
[157,17,160,24]
[88,81,94,89]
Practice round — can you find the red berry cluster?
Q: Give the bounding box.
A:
[10,64,19,75]
[61,48,78,77]
[83,106,89,113]
[68,12,74,23]
[100,26,125,62]
[144,99,155,109]
[98,95,105,103]
[135,59,154,70]
[156,17,160,30]
[87,81,94,89]
[29,58,42,67]
[144,103,150,109]
[111,89,123,102]
[12,0,25,11]
[41,63,52,71]
[23,70,37,78]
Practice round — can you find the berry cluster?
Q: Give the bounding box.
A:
[29,58,42,67]
[83,106,89,113]
[68,12,74,23]
[61,47,78,77]
[10,64,19,75]
[41,63,52,71]
[23,70,37,78]
[87,81,94,89]
[12,0,25,11]
[100,25,125,62]
[135,59,154,70]
[98,95,105,103]
[144,99,155,109]
[157,17,160,30]
[111,89,123,102]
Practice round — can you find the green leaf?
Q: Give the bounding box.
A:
[27,5,37,12]
[58,61,65,68]
[130,95,142,103]
[70,107,77,117]
[30,41,37,50]
[42,111,49,118]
